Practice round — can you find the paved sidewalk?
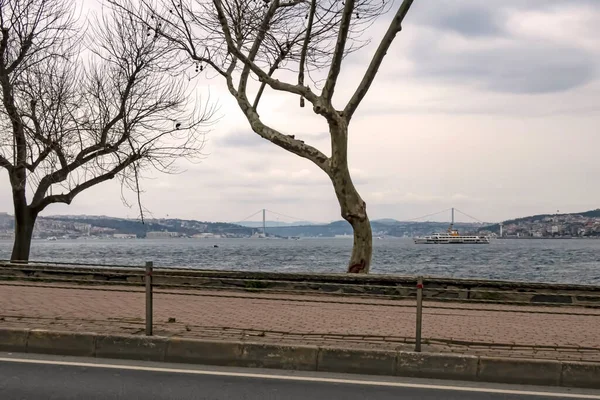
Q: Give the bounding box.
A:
[1,281,599,362]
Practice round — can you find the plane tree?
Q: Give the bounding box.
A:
[110,0,415,273]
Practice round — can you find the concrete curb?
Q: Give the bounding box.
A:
[0,327,598,389]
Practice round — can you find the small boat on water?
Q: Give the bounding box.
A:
[413,208,490,245]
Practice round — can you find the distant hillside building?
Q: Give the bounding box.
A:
[191,233,219,238]
[113,234,137,239]
[146,231,180,238]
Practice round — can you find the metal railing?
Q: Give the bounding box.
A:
[2,263,600,305]
[1,260,600,360]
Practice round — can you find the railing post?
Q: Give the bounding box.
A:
[145,261,153,336]
[415,276,423,352]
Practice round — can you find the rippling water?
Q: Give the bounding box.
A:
[1,238,599,285]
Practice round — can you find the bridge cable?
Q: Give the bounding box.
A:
[265,209,309,222]
[405,208,452,222]
[454,208,486,224]
[231,209,263,224]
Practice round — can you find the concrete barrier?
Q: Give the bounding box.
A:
[241,342,318,371]
[478,357,562,386]
[0,327,598,389]
[27,329,95,357]
[561,361,600,389]
[317,347,397,376]
[95,334,167,361]
[396,352,479,381]
[0,327,30,352]
[165,338,242,366]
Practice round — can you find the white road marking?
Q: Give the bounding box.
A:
[0,356,598,398]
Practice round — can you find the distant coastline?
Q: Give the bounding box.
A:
[1,208,600,240]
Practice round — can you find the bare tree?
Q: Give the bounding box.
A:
[110,0,415,273]
[0,0,215,262]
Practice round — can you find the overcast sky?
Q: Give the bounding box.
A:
[1,0,599,224]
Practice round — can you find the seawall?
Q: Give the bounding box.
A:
[2,262,600,307]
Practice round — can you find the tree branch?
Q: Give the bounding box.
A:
[25,100,68,169]
[280,0,306,7]
[223,39,242,97]
[0,67,27,175]
[253,48,288,111]
[0,153,12,171]
[25,145,52,172]
[31,154,141,211]
[298,0,316,108]
[212,0,318,104]
[77,62,143,161]
[320,0,356,103]
[30,133,130,208]
[344,0,415,122]
[233,90,329,173]
[131,160,145,223]
[31,52,145,205]
[6,32,35,74]
[238,0,280,95]
[0,28,10,70]
[188,53,228,78]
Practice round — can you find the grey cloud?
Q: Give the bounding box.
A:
[402,0,599,94]
[358,101,600,118]
[437,8,501,37]
[412,2,503,37]
[214,130,270,148]
[411,0,600,24]
[411,40,596,94]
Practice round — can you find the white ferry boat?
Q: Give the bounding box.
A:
[413,208,490,245]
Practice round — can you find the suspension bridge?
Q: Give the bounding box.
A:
[229,208,490,234]
[402,208,488,224]
[230,209,311,233]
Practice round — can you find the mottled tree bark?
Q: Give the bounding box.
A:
[329,123,372,273]
[331,170,373,274]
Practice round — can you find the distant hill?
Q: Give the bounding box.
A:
[478,208,600,236]
[0,214,257,238]
[579,209,600,218]
[2,208,596,239]
[0,212,488,238]
[372,218,401,225]
[502,209,600,225]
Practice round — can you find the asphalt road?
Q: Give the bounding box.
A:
[1,355,599,400]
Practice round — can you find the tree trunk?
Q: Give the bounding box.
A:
[346,203,373,274]
[330,170,373,273]
[10,194,37,263]
[328,123,373,274]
